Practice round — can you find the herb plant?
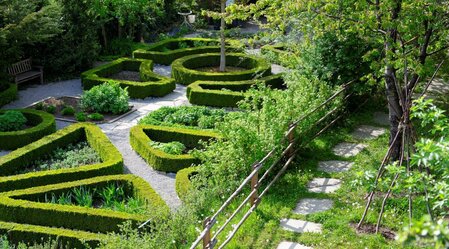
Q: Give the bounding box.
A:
[149,141,187,155]
[80,81,129,114]
[0,111,27,132]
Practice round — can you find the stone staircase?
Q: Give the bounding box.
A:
[276,114,388,249]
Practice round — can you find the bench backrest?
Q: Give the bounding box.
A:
[8,59,33,76]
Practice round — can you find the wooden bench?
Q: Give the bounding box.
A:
[8,59,43,85]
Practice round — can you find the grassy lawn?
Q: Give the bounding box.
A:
[219,98,425,249]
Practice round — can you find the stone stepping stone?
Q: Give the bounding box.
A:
[293,198,333,215]
[272,64,288,74]
[373,112,389,126]
[307,178,341,193]
[351,125,386,140]
[277,241,313,249]
[318,160,354,173]
[332,142,367,157]
[280,218,322,233]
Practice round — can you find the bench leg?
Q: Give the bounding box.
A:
[40,73,43,84]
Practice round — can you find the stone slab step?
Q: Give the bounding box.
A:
[307,178,341,193]
[351,125,386,140]
[293,198,333,215]
[318,160,354,173]
[277,241,313,249]
[280,218,322,233]
[332,142,367,157]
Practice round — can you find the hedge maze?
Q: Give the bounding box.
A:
[0,123,169,247]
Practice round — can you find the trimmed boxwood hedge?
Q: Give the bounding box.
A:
[0,83,17,108]
[171,53,272,85]
[130,125,219,172]
[81,58,175,99]
[175,166,198,202]
[0,109,56,150]
[132,38,242,65]
[0,175,168,234]
[187,73,286,108]
[0,221,107,248]
[0,123,123,192]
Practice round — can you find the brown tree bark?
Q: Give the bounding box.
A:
[219,0,226,72]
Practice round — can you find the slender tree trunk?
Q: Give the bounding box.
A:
[101,24,108,48]
[219,0,226,72]
[385,65,403,160]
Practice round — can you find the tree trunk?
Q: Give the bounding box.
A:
[101,24,108,48]
[385,65,403,160]
[219,0,226,72]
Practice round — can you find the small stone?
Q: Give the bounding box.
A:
[351,125,386,140]
[373,112,389,126]
[293,198,333,215]
[332,142,367,157]
[318,160,354,173]
[307,178,341,193]
[280,218,322,233]
[272,64,287,74]
[277,241,313,249]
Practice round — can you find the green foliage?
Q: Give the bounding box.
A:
[175,166,198,202]
[398,215,449,249]
[61,106,75,116]
[45,105,56,114]
[138,106,227,129]
[0,109,56,150]
[149,141,187,155]
[0,111,27,132]
[0,84,17,108]
[20,141,102,174]
[75,112,87,122]
[171,53,271,85]
[88,113,104,121]
[80,81,129,115]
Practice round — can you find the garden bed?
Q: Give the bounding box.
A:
[132,37,242,65]
[81,58,175,99]
[171,53,272,85]
[27,96,136,124]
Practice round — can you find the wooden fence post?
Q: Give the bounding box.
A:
[250,164,259,206]
[287,123,295,158]
[203,217,211,249]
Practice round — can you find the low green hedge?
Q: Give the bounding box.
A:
[0,109,56,150]
[175,166,198,202]
[132,38,242,65]
[130,125,220,172]
[0,123,123,192]
[81,58,175,99]
[172,53,272,85]
[261,44,296,67]
[0,83,17,108]
[187,73,286,108]
[0,221,107,248]
[0,175,168,234]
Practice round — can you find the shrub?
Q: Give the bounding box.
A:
[138,106,227,129]
[0,109,56,150]
[0,83,17,108]
[171,53,272,85]
[0,111,27,132]
[75,112,87,122]
[88,113,104,121]
[45,105,56,114]
[80,81,129,114]
[61,106,75,116]
[149,141,186,155]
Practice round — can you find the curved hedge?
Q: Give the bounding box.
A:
[130,125,219,172]
[0,109,56,150]
[187,73,286,108]
[0,123,123,192]
[81,58,175,99]
[172,53,272,85]
[0,83,17,108]
[261,44,295,67]
[175,166,198,202]
[0,175,168,234]
[133,38,242,65]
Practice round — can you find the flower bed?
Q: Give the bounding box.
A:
[187,73,286,107]
[132,38,242,65]
[0,109,56,150]
[171,53,271,85]
[0,123,123,192]
[130,125,219,172]
[81,58,175,99]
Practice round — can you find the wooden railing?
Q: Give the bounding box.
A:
[190,79,358,249]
